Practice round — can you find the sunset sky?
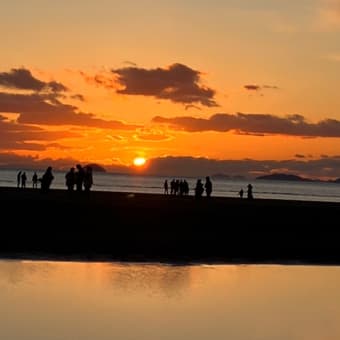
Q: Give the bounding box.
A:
[1,0,340,178]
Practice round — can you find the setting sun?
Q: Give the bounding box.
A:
[133,157,146,167]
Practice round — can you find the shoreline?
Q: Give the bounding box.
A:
[1,187,340,265]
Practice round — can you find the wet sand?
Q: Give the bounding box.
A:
[1,187,340,264]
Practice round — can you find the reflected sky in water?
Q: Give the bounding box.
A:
[0,260,340,340]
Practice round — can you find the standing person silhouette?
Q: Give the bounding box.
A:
[40,166,54,193]
[239,188,244,199]
[204,176,213,197]
[163,179,169,195]
[247,184,253,200]
[21,172,27,188]
[65,167,75,191]
[83,166,93,192]
[32,172,38,188]
[75,164,85,192]
[195,179,204,198]
[17,170,21,188]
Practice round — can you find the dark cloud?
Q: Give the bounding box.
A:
[152,112,340,138]
[123,61,137,67]
[244,84,279,91]
[244,85,261,91]
[263,85,279,89]
[295,154,305,158]
[0,114,80,151]
[0,92,140,130]
[144,156,340,179]
[110,63,217,107]
[70,94,85,101]
[80,70,119,90]
[0,68,67,92]
[185,104,202,111]
[0,69,125,130]
[0,152,78,170]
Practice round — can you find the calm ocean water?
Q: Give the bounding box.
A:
[0,261,340,340]
[1,168,340,202]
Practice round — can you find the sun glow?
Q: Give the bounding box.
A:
[133,157,146,166]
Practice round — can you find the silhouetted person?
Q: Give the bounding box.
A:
[83,166,93,192]
[17,171,21,188]
[183,180,189,195]
[179,180,185,196]
[247,184,253,200]
[32,172,38,188]
[175,179,180,195]
[75,164,85,192]
[65,167,75,191]
[40,166,54,193]
[204,176,212,197]
[239,188,244,199]
[21,172,27,188]
[195,179,204,198]
[170,179,176,195]
[164,179,169,195]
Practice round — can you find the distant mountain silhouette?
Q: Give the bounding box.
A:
[256,173,313,181]
[86,163,106,172]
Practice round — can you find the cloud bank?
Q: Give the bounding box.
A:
[0,68,140,131]
[153,112,340,138]
[145,156,340,179]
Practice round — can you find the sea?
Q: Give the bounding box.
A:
[0,261,339,340]
[1,168,340,203]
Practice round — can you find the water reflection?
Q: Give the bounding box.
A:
[106,263,191,297]
[0,260,54,285]
[0,260,340,340]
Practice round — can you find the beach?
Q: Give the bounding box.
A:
[1,187,340,264]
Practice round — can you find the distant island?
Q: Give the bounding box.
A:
[256,173,340,183]
[256,173,313,182]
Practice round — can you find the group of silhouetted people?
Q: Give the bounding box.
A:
[17,170,39,189]
[163,176,213,198]
[16,167,255,200]
[65,164,93,192]
[16,164,93,193]
[17,167,54,192]
[194,176,213,198]
[164,179,190,196]
[238,183,254,200]
[163,176,255,200]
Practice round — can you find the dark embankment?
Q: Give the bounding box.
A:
[1,187,340,264]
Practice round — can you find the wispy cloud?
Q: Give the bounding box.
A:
[133,129,173,142]
[244,84,279,91]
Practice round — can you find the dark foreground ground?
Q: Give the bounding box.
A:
[1,187,340,264]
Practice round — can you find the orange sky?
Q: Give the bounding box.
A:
[1,1,340,177]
